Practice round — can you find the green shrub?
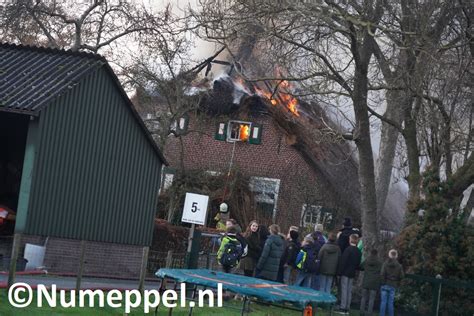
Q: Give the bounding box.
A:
[397,168,474,315]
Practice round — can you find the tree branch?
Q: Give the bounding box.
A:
[273,33,353,94]
[367,106,402,131]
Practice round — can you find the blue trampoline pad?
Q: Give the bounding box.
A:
[156,269,336,308]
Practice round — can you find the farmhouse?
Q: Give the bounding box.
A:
[135,76,361,231]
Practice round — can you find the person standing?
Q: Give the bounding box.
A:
[258,224,270,250]
[318,232,341,293]
[380,249,404,316]
[225,219,248,256]
[240,220,261,277]
[256,224,284,281]
[337,217,360,253]
[310,223,327,245]
[294,236,320,288]
[305,223,325,289]
[217,226,244,273]
[336,234,362,314]
[280,227,300,284]
[360,249,382,315]
[214,203,230,231]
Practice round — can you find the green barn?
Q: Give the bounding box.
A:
[0,43,166,281]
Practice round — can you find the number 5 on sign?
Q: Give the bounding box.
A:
[182,193,209,225]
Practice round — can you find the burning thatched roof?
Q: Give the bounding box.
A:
[198,75,361,214]
[265,98,361,213]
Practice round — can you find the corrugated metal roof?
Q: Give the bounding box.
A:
[0,42,105,114]
[0,42,167,164]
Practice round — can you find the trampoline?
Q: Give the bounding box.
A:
[155,269,336,315]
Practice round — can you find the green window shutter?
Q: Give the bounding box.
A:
[215,122,227,141]
[249,123,262,144]
[177,114,189,134]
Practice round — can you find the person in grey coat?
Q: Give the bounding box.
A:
[360,248,382,315]
[256,224,284,281]
[318,232,341,293]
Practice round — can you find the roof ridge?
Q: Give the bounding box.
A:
[0,42,107,62]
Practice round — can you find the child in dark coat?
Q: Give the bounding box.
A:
[318,232,341,293]
[217,226,244,273]
[336,234,362,314]
[294,236,320,288]
[360,249,382,315]
[280,228,300,284]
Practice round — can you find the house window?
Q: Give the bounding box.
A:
[163,174,174,191]
[161,167,176,192]
[170,114,189,135]
[215,121,262,144]
[178,117,187,130]
[301,204,333,227]
[249,177,280,220]
[227,120,251,142]
[205,170,222,176]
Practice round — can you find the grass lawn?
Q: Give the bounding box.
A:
[0,289,358,315]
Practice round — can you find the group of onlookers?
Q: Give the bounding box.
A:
[216,217,404,315]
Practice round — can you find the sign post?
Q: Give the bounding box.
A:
[182,193,209,268]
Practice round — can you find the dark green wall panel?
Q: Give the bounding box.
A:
[24,69,162,246]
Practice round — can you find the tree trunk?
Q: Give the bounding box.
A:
[353,63,379,251]
[449,153,474,197]
[71,22,82,52]
[443,124,452,177]
[376,90,403,225]
[403,99,421,199]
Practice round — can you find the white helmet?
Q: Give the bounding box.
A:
[219,202,228,213]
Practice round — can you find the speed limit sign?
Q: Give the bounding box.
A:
[181,193,209,225]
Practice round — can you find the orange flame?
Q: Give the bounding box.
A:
[280,92,300,117]
[254,85,278,107]
[239,124,250,141]
[234,77,300,117]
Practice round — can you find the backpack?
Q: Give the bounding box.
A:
[296,246,320,273]
[219,237,243,267]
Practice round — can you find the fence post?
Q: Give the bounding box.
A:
[7,233,22,289]
[75,240,86,293]
[138,246,149,295]
[206,252,210,269]
[432,274,442,316]
[166,250,173,268]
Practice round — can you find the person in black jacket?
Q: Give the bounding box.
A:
[258,224,270,250]
[337,217,360,253]
[280,228,300,284]
[240,220,261,277]
[336,234,362,314]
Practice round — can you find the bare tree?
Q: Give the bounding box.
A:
[371,0,472,199]
[0,0,175,53]
[192,0,388,250]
